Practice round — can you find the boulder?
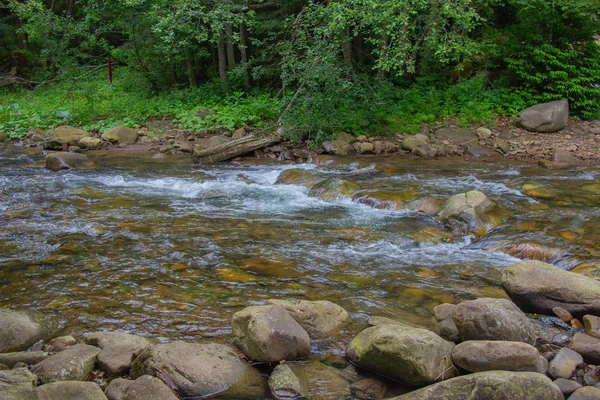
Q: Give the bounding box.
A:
[79,137,103,149]
[35,381,107,400]
[101,127,138,145]
[389,371,563,400]
[501,260,600,318]
[433,303,460,343]
[548,348,583,379]
[0,367,38,399]
[401,134,428,152]
[451,341,544,373]
[568,333,600,364]
[553,378,581,397]
[417,197,443,217]
[268,364,305,400]
[0,351,48,368]
[104,378,132,400]
[436,190,503,237]
[346,324,456,388]
[123,375,178,400]
[584,315,600,338]
[308,177,359,201]
[266,299,350,339]
[520,100,569,133]
[231,305,310,362]
[288,361,351,400]
[130,342,265,399]
[30,344,100,383]
[452,298,536,345]
[85,332,150,377]
[44,126,89,149]
[275,169,324,189]
[45,152,96,171]
[0,308,57,353]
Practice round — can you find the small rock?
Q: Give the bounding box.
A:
[268,364,305,400]
[207,135,229,148]
[584,315,600,338]
[554,147,576,163]
[104,378,132,400]
[85,332,150,377]
[49,336,76,352]
[569,386,600,400]
[68,146,82,153]
[554,378,582,396]
[0,351,48,368]
[351,377,388,400]
[79,137,103,149]
[451,340,544,373]
[548,347,583,379]
[436,190,504,237]
[569,333,600,365]
[123,375,178,400]
[101,127,138,145]
[44,126,89,149]
[554,307,574,323]
[433,303,460,343]
[354,142,374,154]
[31,344,100,383]
[476,127,492,140]
[35,381,108,400]
[416,197,443,217]
[288,362,351,400]
[231,305,310,362]
[401,134,428,152]
[232,127,247,139]
[45,152,96,171]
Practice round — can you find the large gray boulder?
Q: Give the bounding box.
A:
[44,126,89,149]
[436,191,504,237]
[30,344,100,383]
[0,308,57,353]
[501,260,600,318]
[452,341,545,373]
[130,342,265,399]
[84,332,151,377]
[267,299,350,339]
[101,127,138,145]
[35,381,108,400]
[231,305,310,362]
[0,367,38,399]
[520,100,569,133]
[123,375,178,400]
[389,371,563,400]
[346,324,456,388]
[45,152,96,171]
[452,298,536,345]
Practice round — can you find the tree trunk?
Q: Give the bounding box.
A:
[217,36,228,91]
[226,23,236,67]
[340,28,353,79]
[186,54,197,86]
[192,134,282,164]
[239,23,250,88]
[355,33,365,65]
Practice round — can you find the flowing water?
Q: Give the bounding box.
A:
[1,146,599,358]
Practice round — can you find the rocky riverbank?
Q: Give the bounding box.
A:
[2,258,600,399]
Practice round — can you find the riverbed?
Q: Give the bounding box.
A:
[1,146,599,353]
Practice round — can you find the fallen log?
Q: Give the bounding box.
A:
[192,134,282,163]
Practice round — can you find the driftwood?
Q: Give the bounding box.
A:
[192,134,282,163]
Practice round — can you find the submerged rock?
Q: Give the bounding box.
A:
[389,371,563,400]
[275,169,324,188]
[130,342,265,399]
[0,308,57,353]
[45,152,96,171]
[308,177,359,201]
[31,343,100,383]
[346,324,456,388]
[435,190,504,237]
[452,340,545,373]
[231,305,310,362]
[267,299,350,340]
[287,361,351,400]
[268,364,305,400]
[520,100,569,133]
[352,190,419,211]
[452,298,536,345]
[501,260,600,318]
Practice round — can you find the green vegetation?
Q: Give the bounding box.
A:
[1,0,599,142]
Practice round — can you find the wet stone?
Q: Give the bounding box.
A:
[288,362,351,400]
[554,307,575,323]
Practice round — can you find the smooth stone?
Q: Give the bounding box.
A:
[104,378,132,400]
[123,375,178,400]
[569,386,600,400]
[288,362,351,400]
[436,190,502,237]
[554,147,576,163]
[401,134,428,152]
[346,324,456,388]
[584,315,600,338]
[268,364,305,400]
[85,332,150,377]
[548,347,584,379]
[433,303,460,343]
[30,344,100,383]
[0,352,48,368]
[44,126,89,149]
[130,342,265,399]
[554,307,574,323]
[476,127,492,139]
[520,100,569,133]
[101,127,138,145]
[79,136,103,149]
[35,381,108,400]
[351,377,389,400]
[416,197,443,217]
[451,340,543,373]
[266,299,350,340]
[48,336,76,352]
[501,260,600,318]
[569,334,600,364]
[231,305,310,362]
[452,298,536,345]
[389,371,563,400]
[45,152,96,171]
[0,367,37,399]
[0,309,56,353]
[554,378,582,396]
